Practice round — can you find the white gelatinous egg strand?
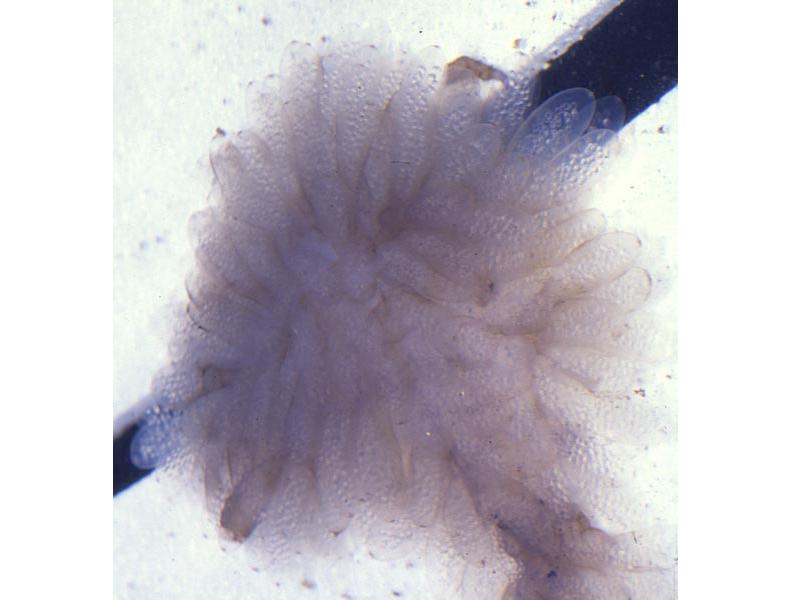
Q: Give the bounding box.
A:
[132,39,675,600]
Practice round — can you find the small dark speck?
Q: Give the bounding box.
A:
[418,29,423,34]
[216,127,227,136]
[261,16,271,26]
[552,12,557,20]
[547,570,558,578]
[237,5,244,13]
[301,578,317,590]
[657,125,666,134]
[634,387,646,397]
[392,592,403,597]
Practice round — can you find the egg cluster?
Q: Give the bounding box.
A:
[133,40,675,599]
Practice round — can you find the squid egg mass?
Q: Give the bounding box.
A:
[131,35,676,600]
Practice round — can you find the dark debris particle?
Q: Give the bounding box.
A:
[261,16,271,26]
[547,570,558,578]
[301,578,317,590]
[392,592,403,597]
